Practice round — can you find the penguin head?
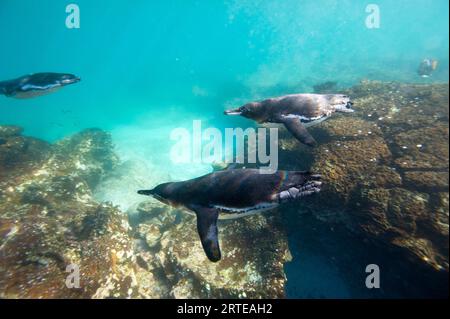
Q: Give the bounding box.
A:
[58,73,81,85]
[138,182,173,205]
[418,59,438,77]
[328,94,354,113]
[224,102,263,120]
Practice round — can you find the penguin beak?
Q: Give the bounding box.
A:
[137,189,154,196]
[336,101,355,113]
[61,77,81,85]
[344,101,355,112]
[138,189,171,205]
[224,108,242,115]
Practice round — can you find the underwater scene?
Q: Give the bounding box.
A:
[0,0,448,299]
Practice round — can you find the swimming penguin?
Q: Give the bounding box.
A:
[417,59,438,78]
[211,161,241,171]
[224,94,354,147]
[138,169,321,262]
[0,72,80,99]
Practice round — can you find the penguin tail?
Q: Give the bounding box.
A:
[0,82,7,96]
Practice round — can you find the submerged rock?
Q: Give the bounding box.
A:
[137,224,162,248]
[160,214,289,298]
[1,81,447,298]
[0,126,52,178]
[280,81,449,275]
[0,125,23,138]
[132,200,291,298]
[0,127,136,298]
[0,126,292,299]
[93,159,167,214]
[54,128,119,189]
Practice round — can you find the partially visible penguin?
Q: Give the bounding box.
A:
[138,168,322,262]
[418,58,438,78]
[0,72,80,99]
[225,93,354,147]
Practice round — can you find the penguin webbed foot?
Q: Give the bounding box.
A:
[279,174,322,202]
[297,180,322,196]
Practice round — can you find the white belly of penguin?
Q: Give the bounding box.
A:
[282,114,329,127]
[214,202,279,220]
[14,87,61,99]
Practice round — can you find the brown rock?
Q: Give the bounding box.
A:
[0,126,138,299]
[152,212,290,298]
[282,82,449,272]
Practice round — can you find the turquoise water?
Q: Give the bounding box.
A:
[1,0,448,140]
[1,0,448,179]
[0,0,448,298]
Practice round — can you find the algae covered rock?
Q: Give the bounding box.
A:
[54,128,119,189]
[280,81,449,274]
[0,125,23,138]
[137,224,162,248]
[136,200,177,229]
[1,80,448,298]
[133,200,291,299]
[1,126,292,299]
[157,213,290,298]
[0,127,137,298]
[0,126,52,178]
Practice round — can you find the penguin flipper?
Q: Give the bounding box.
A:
[280,117,317,147]
[191,205,221,262]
